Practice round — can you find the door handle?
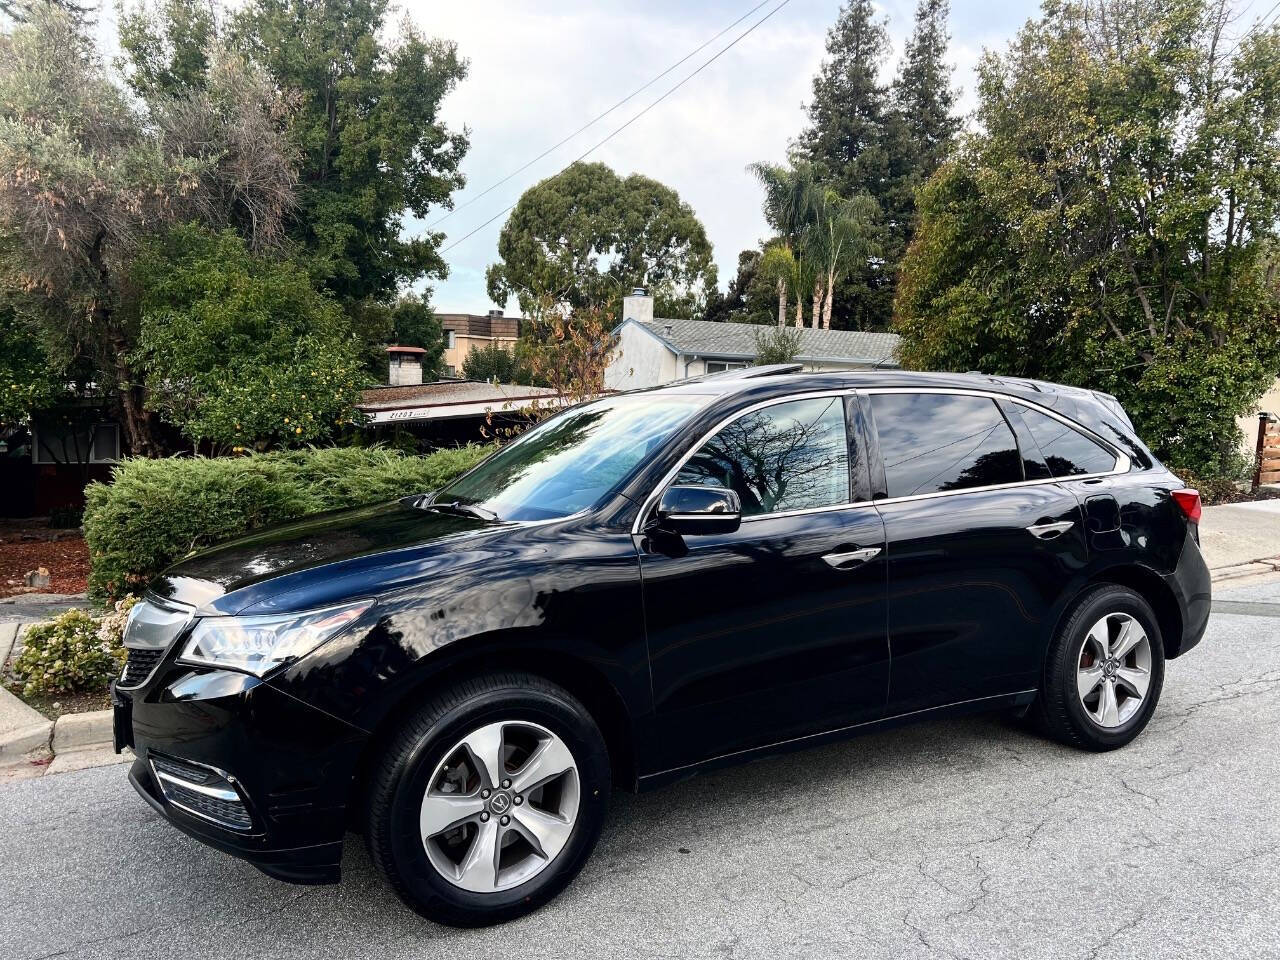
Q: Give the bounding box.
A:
[822,546,882,569]
[1026,520,1074,540]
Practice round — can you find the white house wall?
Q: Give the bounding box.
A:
[605,324,670,390]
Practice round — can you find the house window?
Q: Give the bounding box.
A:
[33,422,120,464]
[445,330,457,350]
[705,361,748,374]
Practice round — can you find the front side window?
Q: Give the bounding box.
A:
[438,394,709,521]
[674,396,850,517]
[1016,405,1119,477]
[871,393,1023,498]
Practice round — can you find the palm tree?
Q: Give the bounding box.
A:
[749,161,878,329]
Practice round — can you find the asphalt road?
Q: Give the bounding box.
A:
[4,580,1280,960]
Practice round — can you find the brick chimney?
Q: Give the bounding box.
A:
[622,286,653,327]
[386,345,426,386]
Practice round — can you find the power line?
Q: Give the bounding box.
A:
[440,0,795,256]
[428,0,779,230]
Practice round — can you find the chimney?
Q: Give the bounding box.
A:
[386,345,425,386]
[622,286,654,327]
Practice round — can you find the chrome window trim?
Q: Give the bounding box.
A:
[632,390,858,535]
[632,386,1132,534]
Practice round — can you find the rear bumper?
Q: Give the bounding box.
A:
[113,668,368,885]
[1164,526,1212,658]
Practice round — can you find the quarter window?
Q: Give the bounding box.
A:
[871,393,1023,498]
[674,396,850,517]
[1016,406,1118,477]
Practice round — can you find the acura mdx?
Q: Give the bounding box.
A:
[112,368,1211,926]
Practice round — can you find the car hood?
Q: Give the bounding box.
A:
[148,499,495,615]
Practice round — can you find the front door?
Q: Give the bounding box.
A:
[638,394,890,772]
[865,390,1090,714]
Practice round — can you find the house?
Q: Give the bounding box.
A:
[604,288,900,391]
[359,346,563,448]
[435,310,523,378]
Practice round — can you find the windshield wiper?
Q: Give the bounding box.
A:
[422,499,499,522]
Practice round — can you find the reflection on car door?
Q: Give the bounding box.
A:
[867,391,1090,714]
[637,395,889,772]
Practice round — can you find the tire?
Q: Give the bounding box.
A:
[1034,584,1166,751]
[366,672,610,926]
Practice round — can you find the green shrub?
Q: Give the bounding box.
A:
[10,608,126,698]
[84,445,492,602]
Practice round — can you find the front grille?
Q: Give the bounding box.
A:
[151,754,254,832]
[120,648,163,687]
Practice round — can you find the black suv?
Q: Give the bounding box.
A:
[113,369,1210,926]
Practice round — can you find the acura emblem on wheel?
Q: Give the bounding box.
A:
[488,791,511,815]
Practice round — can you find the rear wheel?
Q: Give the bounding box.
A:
[366,673,610,926]
[1035,584,1165,751]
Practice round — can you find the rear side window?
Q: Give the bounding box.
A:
[870,393,1023,498]
[1015,406,1118,477]
[675,396,849,517]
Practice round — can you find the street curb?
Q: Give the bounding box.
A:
[0,622,19,668]
[0,718,53,766]
[52,709,113,754]
[1210,556,1280,582]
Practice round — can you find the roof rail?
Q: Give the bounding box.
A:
[704,363,804,382]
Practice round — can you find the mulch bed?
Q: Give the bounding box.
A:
[0,522,89,598]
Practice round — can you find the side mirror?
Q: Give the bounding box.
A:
[650,485,741,536]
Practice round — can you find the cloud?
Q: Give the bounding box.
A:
[400,0,1038,313]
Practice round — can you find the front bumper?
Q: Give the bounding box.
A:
[113,665,368,885]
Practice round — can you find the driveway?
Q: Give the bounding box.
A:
[3,578,1279,960]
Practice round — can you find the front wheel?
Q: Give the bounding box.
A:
[1035,584,1166,751]
[366,673,610,926]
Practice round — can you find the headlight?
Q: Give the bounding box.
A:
[179,600,374,676]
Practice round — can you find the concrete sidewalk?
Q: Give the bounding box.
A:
[1198,498,1280,578]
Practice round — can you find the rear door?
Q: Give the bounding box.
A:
[638,393,889,771]
[865,389,1090,715]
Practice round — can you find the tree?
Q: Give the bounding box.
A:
[749,161,878,329]
[486,162,717,319]
[0,0,93,27]
[354,293,445,380]
[0,5,298,454]
[130,225,365,452]
[462,343,524,383]
[894,0,1280,479]
[798,0,894,204]
[0,307,66,430]
[793,0,960,330]
[225,0,469,308]
[892,0,961,195]
[118,0,471,311]
[753,325,801,365]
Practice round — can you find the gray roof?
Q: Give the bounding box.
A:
[637,318,899,366]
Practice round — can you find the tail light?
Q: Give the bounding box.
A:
[1171,488,1202,524]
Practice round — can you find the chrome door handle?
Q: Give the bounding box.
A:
[822,547,882,569]
[1026,520,1074,540]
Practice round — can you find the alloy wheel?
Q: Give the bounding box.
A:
[419,720,580,893]
[1076,612,1152,729]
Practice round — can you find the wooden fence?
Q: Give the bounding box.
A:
[1254,413,1280,489]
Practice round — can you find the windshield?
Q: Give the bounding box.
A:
[435,394,709,521]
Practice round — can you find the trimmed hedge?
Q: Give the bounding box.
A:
[83,445,492,602]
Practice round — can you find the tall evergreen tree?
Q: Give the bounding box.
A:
[893,0,961,198]
[799,0,894,203]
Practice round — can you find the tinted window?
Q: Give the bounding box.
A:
[675,396,849,517]
[1016,406,1118,477]
[871,393,1023,497]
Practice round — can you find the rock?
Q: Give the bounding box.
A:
[23,567,50,588]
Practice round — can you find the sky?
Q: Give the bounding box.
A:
[404,0,1044,315]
